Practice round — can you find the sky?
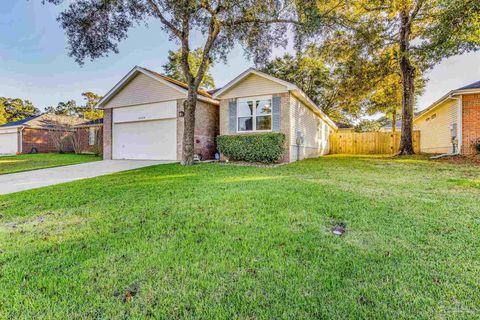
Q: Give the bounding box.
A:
[1,1,480,114]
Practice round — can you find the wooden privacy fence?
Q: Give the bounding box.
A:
[329,131,421,154]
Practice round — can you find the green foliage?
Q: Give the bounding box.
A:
[217,133,285,163]
[475,140,480,154]
[354,119,384,133]
[0,97,40,124]
[0,153,99,175]
[1,156,480,318]
[45,92,103,120]
[163,48,215,89]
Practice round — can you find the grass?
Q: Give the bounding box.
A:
[0,155,479,319]
[0,153,101,175]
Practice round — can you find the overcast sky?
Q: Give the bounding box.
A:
[1,0,479,114]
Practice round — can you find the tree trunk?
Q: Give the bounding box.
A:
[182,87,198,165]
[398,11,416,155]
[392,109,396,133]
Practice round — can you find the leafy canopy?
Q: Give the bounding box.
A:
[45,92,103,120]
[0,98,40,125]
[163,48,215,89]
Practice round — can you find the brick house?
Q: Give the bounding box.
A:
[0,114,103,155]
[97,66,219,161]
[414,80,480,155]
[97,66,337,163]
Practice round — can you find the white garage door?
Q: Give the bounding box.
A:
[113,119,177,160]
[0,131,18,155]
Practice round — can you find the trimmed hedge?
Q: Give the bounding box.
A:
[217,133,286,163]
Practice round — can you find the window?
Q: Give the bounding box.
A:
[88,127,95,146]
[431,113,437,120]
[237,97,272,132]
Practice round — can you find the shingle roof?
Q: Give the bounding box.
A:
[458,80,480,90]
[0,116,39,127]
[138,67,214,99]
[82,118,103,125]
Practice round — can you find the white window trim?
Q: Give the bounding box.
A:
[237,95,273,133]
[88,127,96,146]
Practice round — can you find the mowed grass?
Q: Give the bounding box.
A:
[0,155,479,319]
[0,153,100,175]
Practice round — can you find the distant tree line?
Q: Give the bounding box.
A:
[0,92,103,126]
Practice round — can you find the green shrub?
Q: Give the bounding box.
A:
[217,133,286,163]
[475,140,480,154]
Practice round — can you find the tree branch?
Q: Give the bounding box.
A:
[146,0,182,38]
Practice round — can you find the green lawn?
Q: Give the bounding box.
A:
[0,155,479,319]
[0,153,100,175]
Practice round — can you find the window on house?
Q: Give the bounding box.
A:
[88,127,95,146]
[237,97,272,132]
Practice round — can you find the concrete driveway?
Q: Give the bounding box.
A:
[0,160,173,195]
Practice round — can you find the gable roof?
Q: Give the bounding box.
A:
[415,80,480,121]
[213,68,337,130]
[96,66,218,108]
[458,80,480,90]
[0,114,93,129]
[212,68,295,98]
[0,116,40,128]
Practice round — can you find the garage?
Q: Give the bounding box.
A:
[112,101,177,160]
[0,129,19,155]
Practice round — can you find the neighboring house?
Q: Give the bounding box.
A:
[336,122,354,132]
[97,66,219,161]
[97,66,337,162]
[0,114,103,155]
[414,80,480,155]
[73,119,104,154]
[213,69,337,162]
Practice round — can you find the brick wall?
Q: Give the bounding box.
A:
[21,128,74,153]
[177,100,219,161]
[103,109,113,160]
[462,93,480,155]
[75,126,103,154]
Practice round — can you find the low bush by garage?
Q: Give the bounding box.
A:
[216,133,286,163]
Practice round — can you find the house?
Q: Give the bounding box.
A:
[0,114,102,155]
[213,68,337,162]
[414,81,480,155]
[98,66,337,162]
[97,66,219,161]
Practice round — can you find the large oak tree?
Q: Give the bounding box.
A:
[300,0,480,154]
[43,0,301,165]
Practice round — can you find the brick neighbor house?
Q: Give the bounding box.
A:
[414,80,480,155]
[0,114,103,155]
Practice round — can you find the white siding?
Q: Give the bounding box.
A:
[415,99,458,154]
[289,95,330,161]
[112,101,177,123]
[104,73,185,108]
[220,74,288,99]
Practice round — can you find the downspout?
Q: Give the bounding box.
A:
[18,126,25,154]
[451,95,462,155]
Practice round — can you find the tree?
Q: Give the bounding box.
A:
[163,48,215,89]
[0,97,40,123]
[354,119,386,133]
[301,0,480,154]
[45,100,78,116]
[261,47,352,122]
[44,0,301,165]
[80,92,103,120]
[45,92,103,120]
